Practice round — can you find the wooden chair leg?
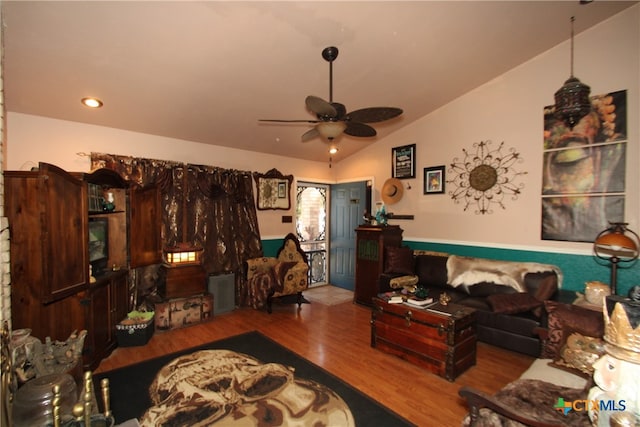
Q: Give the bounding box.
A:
[296,292,303,309]
[266,291,274,314]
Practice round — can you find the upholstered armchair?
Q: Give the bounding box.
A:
[244,233,309,313]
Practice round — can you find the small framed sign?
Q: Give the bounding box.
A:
[424,165,445,194]
[391,144,416,179]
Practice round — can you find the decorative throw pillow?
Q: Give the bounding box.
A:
[550,329,605,378]
[541,301,604,359]
[486,292,543,314]
[384,246,414,275]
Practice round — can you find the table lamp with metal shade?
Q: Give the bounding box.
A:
[593,222,639,296]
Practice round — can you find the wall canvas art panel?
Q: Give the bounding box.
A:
[542,90,627,242]
[542,195,625,242]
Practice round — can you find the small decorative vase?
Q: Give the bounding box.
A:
[102,192,115,212]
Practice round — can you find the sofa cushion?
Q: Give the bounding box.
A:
[464,282,518,297]
[541,301,604,359]
[415,255,449,288]
[487,292,543,315]
[384,246,415,275]
[475,309,541,337]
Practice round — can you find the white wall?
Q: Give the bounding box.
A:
[335,5,640,256]
[5,113,335,238]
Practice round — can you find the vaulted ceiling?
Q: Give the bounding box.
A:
[3,1,636,163]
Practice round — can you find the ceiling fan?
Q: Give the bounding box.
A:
[259,46,403,142]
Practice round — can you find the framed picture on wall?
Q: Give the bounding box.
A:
[392,144,416,179]
[424,165,445,194]
[253,168,293,210]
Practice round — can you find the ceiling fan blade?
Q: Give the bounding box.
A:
[344,122,377,138]
[331,102,347,120]
[306,96,337,117]
[259,119,320,123]
[301,127,320,142]
[346,107,403,123]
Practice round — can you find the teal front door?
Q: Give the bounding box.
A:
[329,181,368,290]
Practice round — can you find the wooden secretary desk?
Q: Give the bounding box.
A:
[354,225,403,306]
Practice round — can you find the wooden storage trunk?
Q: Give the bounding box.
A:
[160,264,207,299]
[371,297,477,381]
[154,293,213,331]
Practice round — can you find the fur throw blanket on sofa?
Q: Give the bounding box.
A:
[447,255,563,293]
[461,379,590,427]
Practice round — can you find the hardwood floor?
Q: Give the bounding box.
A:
[96,289,534,426]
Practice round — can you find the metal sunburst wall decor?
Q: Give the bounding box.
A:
[447,140,527,214]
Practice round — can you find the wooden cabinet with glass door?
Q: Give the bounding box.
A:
[354,225,403,306]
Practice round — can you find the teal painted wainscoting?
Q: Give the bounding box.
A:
[261,239,283,258]
[404,241,639,297]
[261,238,639,296]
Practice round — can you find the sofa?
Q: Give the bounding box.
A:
[378,248,567,357]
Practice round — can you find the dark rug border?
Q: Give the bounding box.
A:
[94,330,415,427]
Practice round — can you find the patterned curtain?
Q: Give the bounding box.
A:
[90,153,263,306]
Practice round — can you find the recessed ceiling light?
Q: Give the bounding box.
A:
[329,146,338,154]
[81,97,103,108]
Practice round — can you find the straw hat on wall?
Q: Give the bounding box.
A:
[381,178,404,205]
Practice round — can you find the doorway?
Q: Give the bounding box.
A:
[296,183,328,287]
[329,181,368,290]
[296,180,370,290]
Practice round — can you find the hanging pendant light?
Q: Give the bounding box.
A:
[554,16,592,129]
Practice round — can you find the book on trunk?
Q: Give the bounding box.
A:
[404,297,434,307]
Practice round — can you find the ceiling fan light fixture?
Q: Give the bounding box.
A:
[316,121,346,141]
[259,46,402,146]
[554,16,591,129]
